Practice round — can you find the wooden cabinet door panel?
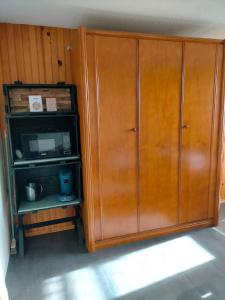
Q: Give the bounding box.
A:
[220,131,225,201]
[180,42,217,223]
[94,36,138,239]
[139,39,182,231]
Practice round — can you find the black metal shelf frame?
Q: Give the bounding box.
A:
[3,82,77,115]
[3,82,84,256]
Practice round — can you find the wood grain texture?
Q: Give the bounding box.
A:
[208,45,223,219]
[70,28,96,251]
[76,28,223,251]
[139,39,182,231]
[94,36,138,239]
[86,29,223,44]
[95,219,213,250]
[0,23,75,236]
[180,42,218,223]
[220,119,225,201]
[219,43,225,204]
[1,24,224,250]
[220,105,225,201]
[85,35,102,241]
[23,207,75,237]
[217,43,225,226]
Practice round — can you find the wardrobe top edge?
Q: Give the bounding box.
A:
[83,28,223,44]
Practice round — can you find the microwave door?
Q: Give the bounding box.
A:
[21,133,39,159]
[21,132,72,160]
[21,133,56,159]
[62,132,71,155]
[54,132,71,156]
[38,137,56,157]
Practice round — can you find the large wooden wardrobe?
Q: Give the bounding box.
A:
[71,28,225,252]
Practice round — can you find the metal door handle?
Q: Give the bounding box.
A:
[182,124,190,129]
[129,128,137,132]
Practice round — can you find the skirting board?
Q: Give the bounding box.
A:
[94,219,214,251]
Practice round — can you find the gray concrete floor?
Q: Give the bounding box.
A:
[6,204,225,300]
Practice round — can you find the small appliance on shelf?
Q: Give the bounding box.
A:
[58,169,75,202]
[20,131,72,159]
[25,182,43,202]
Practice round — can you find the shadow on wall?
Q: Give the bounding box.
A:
[1,2,224,38]
[0,263,9,300]
[1,1,225,38]
[73,7,216,37]
[0,132,10,278]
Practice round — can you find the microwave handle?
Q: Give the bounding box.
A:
[38,183,44,195]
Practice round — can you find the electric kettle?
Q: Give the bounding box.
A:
[25,182,43,202]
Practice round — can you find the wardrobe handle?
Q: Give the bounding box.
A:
[182,124,190,129]
[129,128,137,132]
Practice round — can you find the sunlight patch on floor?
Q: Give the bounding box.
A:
[42,236,215,300]
[213,227,225,236]
[65,268,106,300]
[101,236,215,297]
[201,292,213,299]
[43,268,106,300]
[42,276,66,300]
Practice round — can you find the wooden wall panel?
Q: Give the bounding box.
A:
[14,25,25,81]
[0,23,76,236]
[0,25,10,83]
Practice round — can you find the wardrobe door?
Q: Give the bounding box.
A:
[139,39,182,231]
[180,42,218,223]
[92,36,138,239]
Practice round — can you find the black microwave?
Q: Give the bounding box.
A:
[21,132,72,160]
[9,115,79,163]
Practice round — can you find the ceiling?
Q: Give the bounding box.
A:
[1,0,225,38]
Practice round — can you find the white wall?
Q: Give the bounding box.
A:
[0,134,10,277]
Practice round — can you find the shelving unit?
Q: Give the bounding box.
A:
[4,82,84,256]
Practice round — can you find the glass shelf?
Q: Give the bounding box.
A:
[18,194,81,214]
